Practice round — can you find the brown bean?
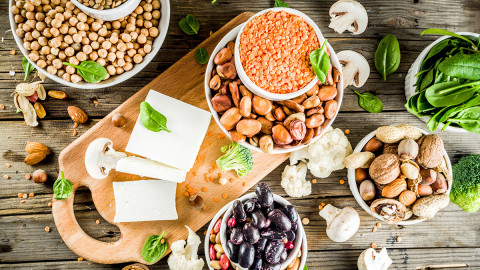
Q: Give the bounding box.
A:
[325,64,334,86]
[211,94,233,113]
[216,62,236,80]
[219,82,229,95]
[289,120,306,141]
[239,85,253,99]
[230,130,246,143]
[272,124,293,145]
[306,106,324,117]
[236,119,262,137]
[313,126,323,137]
[259,135,274,153]
[229,82,240,107]
[252,96,273,115]
[291,94,307,104]
[239,96,252,118]
[265,111,276,122]
[301,128,315,145]
[209,75,221,90]
[306,84,319,96]
[249,136,259,147]
[258,117,273,134]
[302,96,321,109]
[227,41,235,55]
[324,100,338,119]
[220,107,241,130]
[333,67,342,83]
[305,113,325,128]
[284,113,306,128]
[273,107,286,121]
[214,47,233,65]
[318,85,338,101]
[283,100,304,113]
[249,113,258,119]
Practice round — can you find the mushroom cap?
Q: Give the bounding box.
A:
[324,206,360,242]
[84,138,119,179]
[358,247,392,270]
[329,0,368,35]
[337,50,370,87]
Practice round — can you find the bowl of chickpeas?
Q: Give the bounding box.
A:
[9,0,170,89]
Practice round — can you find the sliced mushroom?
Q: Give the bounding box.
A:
[329,0,368,35]
[357,247,392,270]
[85,138,127,179]
[337,50,370,87]
[370,198,406,224]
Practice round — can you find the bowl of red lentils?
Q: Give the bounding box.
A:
[70,0,141,22]
[235,8,339,102]
[9,0,170,89]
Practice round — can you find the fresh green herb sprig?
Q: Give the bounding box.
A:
[195,47,209,64]
[63,61,108,83]
[53,171,73,200]
[22,57,35,81]
[142,231,168,263]
[274,0,289,7]
[140,101,171,133]
[375,34,401,80]
[310,39,331,84]
[179,15,200,35]
[354,91,383,113]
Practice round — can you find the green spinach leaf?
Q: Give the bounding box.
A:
[142,231,168,263]
[448,107,480,133]
[63,61,108,83]
[425,81,480,107]
[375,34,401,80]
[53,171,73,200]
[179,14,199,35]
[438,53,480,80]
[140,101,171,133]
[354,91,383,113]
[424,39,450,62]
[274,0,289,7]
[22,57,35,81]
[421,28,478,51]
[427,106,452,131]
[417,91,436,113]
[310,39,331,84]
[420,68,435,90]
[195,47,209,64]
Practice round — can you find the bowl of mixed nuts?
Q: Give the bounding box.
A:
[205,24,343,154]
[9,0,170,89]
[346,124,452,225]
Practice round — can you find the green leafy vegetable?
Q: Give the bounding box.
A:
[448,107,480,133]
[140,101,171,133]
[304,266,308,270]
[53,171,73,200]
[142,231,168,263]
[425,81,480,107]
[179,14,200,35]
[63,61,108,83]
[450,154,480,212]
[354,91,383,113]
[194,47,209,65]
[309,39,331,84]
[422,28,478,51]
[375,34,401,80]
[438,53,480,80]
[274,0,289,7]
[216,142,253,178]
[22,57,35,81]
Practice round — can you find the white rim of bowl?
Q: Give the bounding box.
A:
[217,193,304,270]
[8,0,170,89]
[405,32,479,133]
[347,126,453,225]
[234,7,323,101]
[205,24,344,154]
[70,0,138,17]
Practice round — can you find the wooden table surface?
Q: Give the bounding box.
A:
[1,0,479,269]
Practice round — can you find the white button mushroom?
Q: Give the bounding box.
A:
[319,204,360,242]
[337,50,370,88]
[357,247,392,270]
[84,138,127,179]
[329,0,368,35]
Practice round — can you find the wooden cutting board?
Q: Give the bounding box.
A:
[53,12,289,265]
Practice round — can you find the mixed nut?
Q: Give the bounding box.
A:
[210,41,341,153]
[345,125,451,223]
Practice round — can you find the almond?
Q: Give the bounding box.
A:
[382,178,407,198]
[25,142,51,155]
[48,90,68,99]
[24,152,47,165]
[68,106,88,124]
[398,190,417,206]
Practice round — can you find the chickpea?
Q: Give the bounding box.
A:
[86,17,95,25]
[14,14,24,24]
[152,0,161,9]
[83,45,93,54]
[91,22,102,32]
[126,42,134,50]
[43,5,52,12]
[38,36,48,46]
[72,33,82,43]
[51,47,60,56]
[76,22,86,31]
[102,41,112,50]
[52,59,63,69]
[15,28,25,38]
[133,42,140,50]
[112,20,121,29]
[51,18,61,29]
[35,21,46,32]
[62,73,71,82]
[144,44,152,54]
[24,32,34,41]
[52,0,61,5]
[65,47,75,56]
[47,65,57,75]
[76,12,87,23]
[22,23,32,32]
[57,69,65,77]
[136,18,144,28]
[58,51,66,60]
[143,12,152,21]
[60,42,69,50]
[133,54,143,64]
[116,51,125,59]
[97,48,107,58]
[71,42,81,51]
[96,58,106,66]
[59,24,68,34]
[54,6,64,13]
[130,31,138,41]
[24,2,35,12]
[116,58,126,67]
[64,10,72,20]
[127,49,136,57]
[31,0,42,6]
[51,37,62,47]
[137,34,147,44]
[66,1,75,10]
[152,19,159,27]
[78,30,87,38]
[107,52,116,62]
[50,28,60,37]
[42,28,52,38]
[126,23,135,32]
[109,46,117,53]
[46,54,56,62]
[124,62,133,71]
[36,59,47,68]
[106,65,116,75]
[71,74,82,83]
[46,10,56,18]
[81,37,90,45]
[68,27,77,35]
[140,28,149,37]
[40,46,50,55]
[68,56,79,65]
[109,35,119,44]
[91,41,100,50]
[121,33,132,43]
[65,65,76,74]
[143,21,152,29]
[105,21,112,29]
[89,51,98,61]
[98,27,108,37]
[26,19,37,29]
[117,42,127,52]
[11,5,20,14]
[116,67,124,74]
[69,17,78,26]
[31,41,41,51]
[28,52,39,62]
[128,17,136,24]
[76,52,87,62]
[98,37,105,43]
[35,12,45,21]
[143,3,153,12]
[152,10,160,20]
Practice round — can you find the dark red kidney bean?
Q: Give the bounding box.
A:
[238,242,255,268]
[324,100,338,119]
[264,218,271,228]
[230,227,244,244]
[286,229,296,242]
[284,241,294,250]
[232,200,246,222]
[243,223,260,244]
[268,209,292,232]
[280,249,288,262]
[256,183,274,208]
[282,205,299,224]
[244,198,261,213]
[226,240,239,263]
[252,210,268,229]
[254,238,268,259]
[260,228,286,240]
[264,240,285,264]
[291,220,298,232]
[251,258,263,270]
[211,94,232,113]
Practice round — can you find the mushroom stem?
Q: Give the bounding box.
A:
[329,13,357,34]
[319,204,341,224]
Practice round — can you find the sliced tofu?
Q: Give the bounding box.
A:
[116,156,186,183]
[113,180,178,223]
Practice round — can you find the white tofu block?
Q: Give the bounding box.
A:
[116,156,186,183]
[126,90,211,171]
[113,180,178,222]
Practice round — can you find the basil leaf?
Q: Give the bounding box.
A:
[354,91,383,113]
[22,57,35,81]
[309,39,331,84]
[63,61,108,83]
[53,171,73,200]
[179,14,199,35]
[140,101,171,133]
[421,28,478,51]
[375,34,401,80]
[425,81,480,107]
[142,231,168,263]
[274,0,289,7]
[195,47,209,65]
[438,53,480,80]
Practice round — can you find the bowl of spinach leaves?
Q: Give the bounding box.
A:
[405,29,480,133]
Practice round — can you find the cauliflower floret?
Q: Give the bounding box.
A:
[167,226,204,270]
[281,162,311,197]
[289,146,309,165]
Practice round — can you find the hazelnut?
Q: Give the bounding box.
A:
[112,113,126,127]
[417,184,433,197]
[419,169,437,185]
[364,137,383,152]
[355,168,368,183]
[431,172,448,194]
[359,180,375,201]
[33,169,48,183]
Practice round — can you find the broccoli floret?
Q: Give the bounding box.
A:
[216,142,253,178]
[450,154,480,213]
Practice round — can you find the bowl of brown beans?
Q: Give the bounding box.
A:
[9,0,170,89]
[70,0,141,21]
[205,24,343,154]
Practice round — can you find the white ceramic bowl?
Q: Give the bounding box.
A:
[405,32,479,133]
[234,7,332,102]
[8,0,170,89]
[70,0,141,21]
[216,193,305,270]
[347,126,453,225]
[205,24,343,154]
